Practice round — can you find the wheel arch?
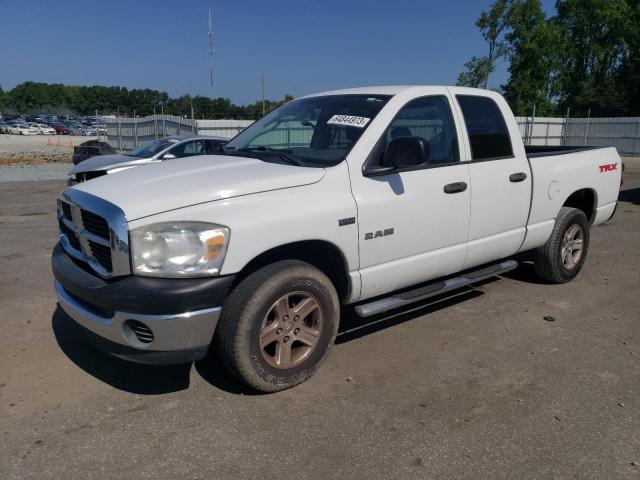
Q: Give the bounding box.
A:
[231,240,351,301]
[562,188,597,224]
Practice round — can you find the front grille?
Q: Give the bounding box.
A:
[81,209,110,239]
[61,202,72,220]
[59,199,115,275]
[89,241,112,271]
[126,320,154,344]
[60,221,82,251]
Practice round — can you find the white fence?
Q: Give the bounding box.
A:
[105,115,253,150]
[107,114,640,156]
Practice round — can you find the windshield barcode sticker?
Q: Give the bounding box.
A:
[327,115,370,128]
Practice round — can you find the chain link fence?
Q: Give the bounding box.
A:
[517,116,640,155]
[106,114,640,156]
[104,115,253,151]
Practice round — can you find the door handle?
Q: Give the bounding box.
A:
[443,182,468,194]
[509,172,527,182]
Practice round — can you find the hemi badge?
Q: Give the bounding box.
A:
[338,217,356,227]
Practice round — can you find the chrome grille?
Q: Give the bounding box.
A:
[59,220,82,251]
[81,210,110,239]
[88,240,112,271]
[57,190,130,279]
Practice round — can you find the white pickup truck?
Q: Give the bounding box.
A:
[52,86,621,392]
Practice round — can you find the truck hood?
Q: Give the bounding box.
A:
[70,154,152,174]
[71,155,325,220]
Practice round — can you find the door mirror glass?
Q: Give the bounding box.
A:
[382,136,430,168]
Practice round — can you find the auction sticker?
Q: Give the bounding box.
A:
[327,115,370,128]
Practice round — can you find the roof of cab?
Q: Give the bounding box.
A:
[302,85,495,98]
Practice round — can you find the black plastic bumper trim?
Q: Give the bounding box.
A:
[52,242,235,316]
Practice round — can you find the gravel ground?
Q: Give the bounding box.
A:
[0,134,92,153]
[0,163,72,182]
[0,134,93,166]
[0,159,638,479]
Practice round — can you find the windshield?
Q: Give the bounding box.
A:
[126,138,179,158]
[224,94,391,166]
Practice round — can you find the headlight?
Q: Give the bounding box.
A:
[131,222,229,277]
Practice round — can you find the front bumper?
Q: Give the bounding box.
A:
[52,243,235,364]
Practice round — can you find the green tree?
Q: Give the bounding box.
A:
[555,0,633,115]
[457,57,493,88]
[502,0,560,115]
[457,0,511,88]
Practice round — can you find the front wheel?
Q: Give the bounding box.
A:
[534,207,590,283]
[215,260,340,392]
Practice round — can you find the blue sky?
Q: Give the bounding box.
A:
[0,0,556,105]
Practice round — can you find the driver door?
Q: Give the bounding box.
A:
[351,94,471,300]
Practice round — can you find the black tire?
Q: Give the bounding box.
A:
[215,260,340,392]
[534,207,590,283]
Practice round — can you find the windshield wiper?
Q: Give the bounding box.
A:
[237,147,304,166]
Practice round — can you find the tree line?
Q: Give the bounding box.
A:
[457,0,640,116]
[0,81,293,120]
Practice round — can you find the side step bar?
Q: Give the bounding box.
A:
[354,260,518,318]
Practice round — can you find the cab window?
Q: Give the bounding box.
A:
[369,95,459,167]
[456,95,513,160]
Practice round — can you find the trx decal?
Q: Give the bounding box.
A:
[599,163,618,172]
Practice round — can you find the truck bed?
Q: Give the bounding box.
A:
[525,145,599,158]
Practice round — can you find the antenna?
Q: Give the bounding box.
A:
[208,0,214,98]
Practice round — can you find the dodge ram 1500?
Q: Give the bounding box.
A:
[52,86,621,391]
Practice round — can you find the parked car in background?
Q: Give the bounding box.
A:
[30,123,57,135]
[52,123,70,135]
[72,139,117,165]
[81,126,98,136]
[68,135,228,183]
[68,124,87,135]
[8,124,38,135]
[0,122,11,133]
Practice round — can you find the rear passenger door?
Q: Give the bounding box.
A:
[454,94,532,268]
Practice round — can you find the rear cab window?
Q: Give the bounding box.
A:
[456,95,513,160]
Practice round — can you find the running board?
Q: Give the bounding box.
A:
[354,260,518,318]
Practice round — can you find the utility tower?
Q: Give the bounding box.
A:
[208,2,214,98]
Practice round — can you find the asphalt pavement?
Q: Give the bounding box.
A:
[0,159,639,479]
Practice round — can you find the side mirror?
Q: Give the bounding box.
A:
[162,153,177,160]
[382,136,430,169]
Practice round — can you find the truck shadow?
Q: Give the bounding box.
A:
[336,285,490,344]
[500,260,551,285]
[51,277,508,395]
[618,187,640,206]
[52,307,192,395]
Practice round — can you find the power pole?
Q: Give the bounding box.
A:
[261,73,266,116]
[208,1,214,99]
[189,80,195,133]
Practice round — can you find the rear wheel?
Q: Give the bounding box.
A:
[215,260,340,392]
[534,207,590,283]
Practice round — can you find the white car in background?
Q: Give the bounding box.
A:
[69,135,228,183]
[81,126,98,136]
[8,124,38,135]
[30,123,57,135]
